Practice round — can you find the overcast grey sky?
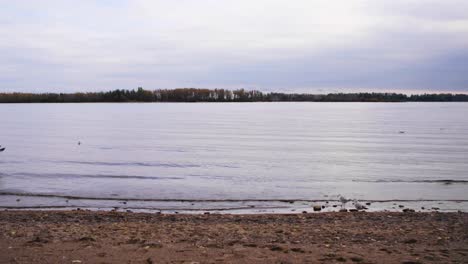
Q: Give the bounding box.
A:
[1,0,467,93]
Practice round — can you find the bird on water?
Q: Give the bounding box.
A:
[339,195,350,208]
[353,200,368,210]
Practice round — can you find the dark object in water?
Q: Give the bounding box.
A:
[0,145,5,152]
[399,131,405,134]
[78,141,81,145]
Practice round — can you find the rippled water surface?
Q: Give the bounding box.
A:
[0,103,467,212]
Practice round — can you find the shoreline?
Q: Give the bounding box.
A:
[1,210,467,263]
[2,193,468,214]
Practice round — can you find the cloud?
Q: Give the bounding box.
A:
[0,0,467,93]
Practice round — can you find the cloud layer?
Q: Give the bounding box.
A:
[1,0,467,93]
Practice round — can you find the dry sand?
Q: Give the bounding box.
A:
[0,210,467,263]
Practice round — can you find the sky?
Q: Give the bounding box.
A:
[1,0,467,93]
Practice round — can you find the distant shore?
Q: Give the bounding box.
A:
[1,210,466,263]
[1,88,468,103]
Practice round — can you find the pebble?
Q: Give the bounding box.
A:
[350,257,363,262]
[403,238,417,244]
[269,245,284,251]
[313,205,322,211]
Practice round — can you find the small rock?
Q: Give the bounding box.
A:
[350,256,363,262]
[403,208,415,213]
[204,212,210,215]
[269,245,283,251]
[432,207,440,210]
[79,236,96,242]
[339,209,348,212]
[332,204,338,207]
[244,243,257,247]
[290,247,305,253]
[403,238,417,244]
[336,257,347,262]
[143,242,163,248]
[302,211,307,214]
[398,205,404,208]
[365,202,371,206]
[349,209,358,212]
[313,205,322,211]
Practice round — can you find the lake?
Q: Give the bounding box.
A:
[0,102,467,213]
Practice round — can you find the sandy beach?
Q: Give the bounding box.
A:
[0,210,467,263]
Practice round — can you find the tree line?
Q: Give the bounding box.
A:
[0,88,467,103]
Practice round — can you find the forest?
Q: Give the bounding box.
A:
[0,88,467,103]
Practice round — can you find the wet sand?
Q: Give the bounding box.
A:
[0,210,467,263]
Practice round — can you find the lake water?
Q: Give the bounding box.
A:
[0,102,467,213]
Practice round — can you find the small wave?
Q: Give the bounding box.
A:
[6,172,183,180]
[0,205,289,211]
[1,192,467,203]
[98,147,114,150]
[352,179,468,184]
[0,160,24,164]
[210,164,240,169]
[56,160,240,169]
[60,160,201,168]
